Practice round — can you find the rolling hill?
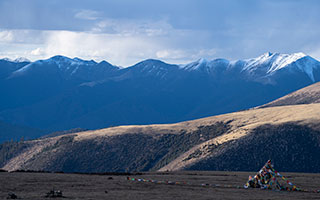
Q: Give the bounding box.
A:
[260,81,320,108]
[1,103,320,173]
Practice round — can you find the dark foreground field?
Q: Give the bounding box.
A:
[0,171,320,200]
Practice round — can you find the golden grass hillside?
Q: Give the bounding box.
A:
[261,81,320,108]
[1,103,320,172]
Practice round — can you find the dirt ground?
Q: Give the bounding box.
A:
[0,171,319,200]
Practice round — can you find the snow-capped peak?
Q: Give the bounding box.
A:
[47,55,96,66]
[181,58,232,72]
[267,52,307,73]
[1,57,30,63]
[244,52,307,73]
[14,57,31,63]
[180,52,319,82]
[241,52,320,82]
[12,56,97,76]
[198,58,208,64]
[181,58,208,71]
[266,52,307,73]
[1,57,14,62]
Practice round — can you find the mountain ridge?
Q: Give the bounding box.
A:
[2,52,318,82]
[1,52,320,140]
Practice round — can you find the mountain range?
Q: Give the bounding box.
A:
[1,52,320,142]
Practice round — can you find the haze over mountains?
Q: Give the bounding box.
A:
[1,52,320,142]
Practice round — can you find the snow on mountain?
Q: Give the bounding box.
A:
[13,56,96,74]
[9,55,120,81]
[50,55,97,66]
[243,52,306,72]
[181,58,230,74]
[182,52,310,73]
[38,55,98,71]
[13,57,31,63]
[181,58,208,71]
[1,57,30,63]
[121,59,180,79]
[241,52,320,82]
[180,52,320,82]
[292,55,320,82]
[5,52,320,83]
[243,52,303,72]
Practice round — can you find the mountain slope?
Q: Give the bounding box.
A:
[1,53,320,139]
[260,81,320,108]
[1,103,320,173]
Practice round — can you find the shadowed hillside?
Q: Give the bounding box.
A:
[186,123,320,172]
[0,123,229,172]
[1,104,320,173]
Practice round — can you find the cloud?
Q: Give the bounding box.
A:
[310,48,320,61]
[1,0,320,66]
[30,47,44,56]
[40,29,204,66]
[0,29,46,44]
[28,30,165,66]
[74,9,100,20]
[156,48,218,62]
[156,50,170,59]
[0,15,220,66]
[0,30,13,43]
[38,26,222,66]
[91,18,172,37]
[2,23,319,67]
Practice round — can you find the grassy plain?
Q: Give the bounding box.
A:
[0,171,319,200]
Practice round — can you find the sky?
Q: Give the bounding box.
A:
[0,0,319,67]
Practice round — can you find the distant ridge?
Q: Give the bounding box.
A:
[2,52,319,82]
[1,57,30,63]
